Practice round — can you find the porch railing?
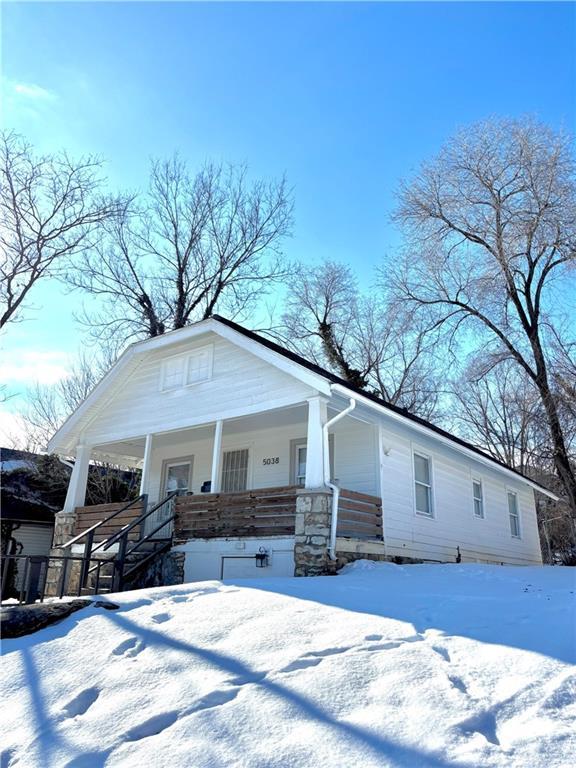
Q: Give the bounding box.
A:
[174,485,383,542]
[73,498,146,543]
[337,489,383,539]
[174,485,299,542]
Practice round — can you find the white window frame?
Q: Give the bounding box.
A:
[294,442,307,486]
[289,436,335,487]
[221,445,252,493]
[161,456,194,497]
[412,449,434,518]
[472,477,484,519]
[160,345,213,392]
[507,489,521,538]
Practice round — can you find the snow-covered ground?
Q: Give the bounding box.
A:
[1,562,575,768]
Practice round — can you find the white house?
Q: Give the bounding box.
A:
[47,316,553,584]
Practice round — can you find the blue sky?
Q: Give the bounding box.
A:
[1,1,575,434]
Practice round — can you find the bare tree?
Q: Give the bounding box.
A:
[0,131,120,329]
[20,348,116,452]
[451,361,549,473]
[276,260,442,418]
[392,117,576,515]
[68,158,293,343]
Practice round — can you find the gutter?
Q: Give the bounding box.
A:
[330,383,559,501]
[324,394,356,560]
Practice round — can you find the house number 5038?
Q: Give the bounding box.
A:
[262,457,280,465]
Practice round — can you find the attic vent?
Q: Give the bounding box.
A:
[160,345,213,392]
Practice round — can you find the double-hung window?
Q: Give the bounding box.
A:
[473,479,484,518]
[160,345,213,392]
[508,491,521,537]
[414,452,433,516]
[295,443,307,486]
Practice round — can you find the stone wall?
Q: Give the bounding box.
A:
[294,490,336,576]
[127,550,186,590]
[44,511,77,597]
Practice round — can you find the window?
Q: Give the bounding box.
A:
[160,345,213,391]
[186,346,213,385]
[295,444,307,486]
[161,356,186,391]
[221,449,249,493]
[414,452,433,516]
[508,491,521,537]
[290,436,334,486]
[163,459,192,496]
[473,479,484,518]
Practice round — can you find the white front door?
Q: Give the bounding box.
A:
[164,459,192,496]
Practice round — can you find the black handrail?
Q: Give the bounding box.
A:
[125,514,176,558]
[61,494,148,549]
[102,492,178,551]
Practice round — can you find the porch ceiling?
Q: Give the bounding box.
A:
[92,402,331,460]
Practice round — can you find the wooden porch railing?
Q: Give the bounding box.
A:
[74,501,144,543]
[75,486,383,545]
[174,485,299,542]
[337,489,383,540]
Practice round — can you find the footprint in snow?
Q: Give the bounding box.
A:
[61,687,100,719]
[456,710,500,746]
[112,637,145,658]
[124,711,180,741]
[303,646,351,658]
[1,748,15,768]
[151,612,171,624]
[448,675,468,694]
[188,688,240,714]
[432,645,451,663]
[279,657,324,673]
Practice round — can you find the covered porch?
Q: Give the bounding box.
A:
[58,395,385,578]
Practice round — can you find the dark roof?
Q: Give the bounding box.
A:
[212,315,552,494]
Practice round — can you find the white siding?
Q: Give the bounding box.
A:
[83,334,316,445]
[378,419,542,565]
[145,417,378,503]
[11,524,54,591]
[331,418,379,495]
[12,524,54,556]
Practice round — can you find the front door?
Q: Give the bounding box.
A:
[164,459,192,496]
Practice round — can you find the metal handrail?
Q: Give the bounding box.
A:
[125,513,176,558]
[102,492,178,551]
[61,494,148,549]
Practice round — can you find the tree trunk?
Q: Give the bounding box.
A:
[531,338,576,518]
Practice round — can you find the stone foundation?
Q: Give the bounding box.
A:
[334,537,423,569]
[294,489,334,576]
[128,550,186,590]
[45,511,78,597]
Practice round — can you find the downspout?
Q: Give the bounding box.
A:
[324,394,356,560]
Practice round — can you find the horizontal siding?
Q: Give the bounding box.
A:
[11,524,54,556]
[378,419,542,565]
[83,334,316,444]
[332,419,379,495]
[146,418,378,504]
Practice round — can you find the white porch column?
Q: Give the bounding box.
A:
[305,396,328,489]
[62,444,92,513]
[210,420,224,492]
[139,433,153,496]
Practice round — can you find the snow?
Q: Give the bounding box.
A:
[1,562,575,768]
